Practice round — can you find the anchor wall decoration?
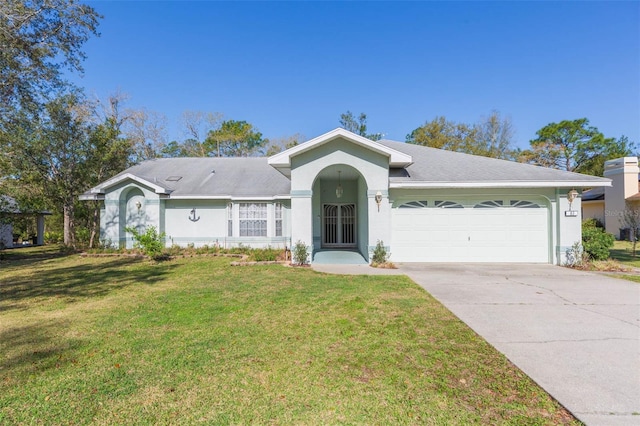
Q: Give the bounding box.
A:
[189,208,200,222]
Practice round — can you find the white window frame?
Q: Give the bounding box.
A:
[239,203,268,237]
[227,202,233,237]
[275,203,283,237]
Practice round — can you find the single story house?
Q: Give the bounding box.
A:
[582,156,640,238]
[81,128,610,264]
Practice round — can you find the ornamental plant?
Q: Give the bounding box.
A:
[372,240,388,265]
[292,240,309,266]
[581,222,614,261]
[125,226,167,260]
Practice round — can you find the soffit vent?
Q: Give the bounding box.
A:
[166,176,183,182]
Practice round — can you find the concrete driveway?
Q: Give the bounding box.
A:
[399,263,640,426]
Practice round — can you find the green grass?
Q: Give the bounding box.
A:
[611,274,640,283]
[610,240,640,268]
[0,247,577,424]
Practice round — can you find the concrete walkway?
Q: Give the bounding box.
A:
[313,262,640,425]
[311,263,404,275]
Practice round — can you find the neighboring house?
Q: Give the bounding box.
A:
[582,157,640,238]
[81,128,610,264]
[0,195,49,247]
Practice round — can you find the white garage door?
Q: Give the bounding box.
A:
[391,199,549,263]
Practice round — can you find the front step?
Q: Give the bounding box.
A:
[312,250,368,265]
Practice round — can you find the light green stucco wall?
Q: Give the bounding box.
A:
[290,137,390,260]
[100,179,291,249]
[101,181,161,248]
[357,175,369,260]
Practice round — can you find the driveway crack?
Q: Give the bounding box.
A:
[507,278,640,328]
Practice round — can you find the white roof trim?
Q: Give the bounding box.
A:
[390,180,612,189]
[268,128,413,169]
[79,193,105,201]
[167,195,291,201]
[87,173,172,195]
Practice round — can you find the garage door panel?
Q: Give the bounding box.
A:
[471,229,509,243]
[392,200,549,263]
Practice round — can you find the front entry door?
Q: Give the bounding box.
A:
[323,204,356,247]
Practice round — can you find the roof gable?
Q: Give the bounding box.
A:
[268,128,412,176]
[80,173,172,200]
[81,158,292,200]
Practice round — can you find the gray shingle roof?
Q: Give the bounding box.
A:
[581,186,605,201]
[106,157,291,197]
[85,138,610,199]
[378,140,610,186]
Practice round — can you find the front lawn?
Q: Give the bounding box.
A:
[0,248,576,424]
[609,240,640,268]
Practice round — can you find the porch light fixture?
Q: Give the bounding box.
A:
[336,170,343,199]
[135,201,142,211]
[375,191,383,212]
[567,189,578,210]
[564,189,579,217]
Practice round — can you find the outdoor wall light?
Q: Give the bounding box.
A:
[564,189,579,217]
[135,201,142,211]
[336,170,343,199]
[567,189,578,210]
[375,191,383,212]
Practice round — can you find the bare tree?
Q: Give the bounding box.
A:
[407,111,516,160]
[179,110,223,156]
[123,108,168,163]
[265,133,305,156]
[474,111,516,160]
[96,91,130,132]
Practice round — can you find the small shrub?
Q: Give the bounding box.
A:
[228,243,251,255]
[195,245,210,255]
[371,240,396,268]
[168,244,182,256]
[125,226,167,260]
[582,226,614,261]
[372,240,388,265]
[292,240,309,266]
[565,241,587,267]
[582,218,604,229]
[249,247,280,262]
[44,231,63,244]
[98,238,114,249]
[75,227,91,248]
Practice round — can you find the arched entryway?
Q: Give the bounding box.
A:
[119,187,146,248]
[311,164,369,262]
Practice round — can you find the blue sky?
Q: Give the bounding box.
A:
[70,1,639,149]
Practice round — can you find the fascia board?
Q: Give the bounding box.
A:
[268,128,412,167]
[97,173,171,194]
[389,180,612,189]
[167,195,292,201]
[79,193,105,201]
